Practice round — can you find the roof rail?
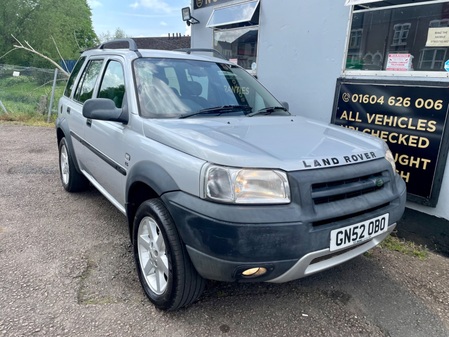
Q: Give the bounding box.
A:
[175,48,227,60]
[98,38,142,58]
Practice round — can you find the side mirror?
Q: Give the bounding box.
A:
[281,101,289,111]
[83,98,128,124]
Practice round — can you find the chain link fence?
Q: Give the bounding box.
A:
[0,63,68,120]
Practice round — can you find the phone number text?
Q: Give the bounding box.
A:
[344,93,444,111]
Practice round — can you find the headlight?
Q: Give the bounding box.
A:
[203,165,290,204]
[384,144,397,174]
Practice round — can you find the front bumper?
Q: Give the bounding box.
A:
[162,168,406,283]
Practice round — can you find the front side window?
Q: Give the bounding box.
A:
[74,59,103,103]
[133,58,285,119]
[98,60,125,108]
[346,1,449,72]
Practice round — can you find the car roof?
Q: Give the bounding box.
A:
[82,38,230,64]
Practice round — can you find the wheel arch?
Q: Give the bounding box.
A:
[56,118,83,174]
[125,161,179,241]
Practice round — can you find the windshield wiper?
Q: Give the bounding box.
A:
[179,105,252,119]
[246,106,289,117]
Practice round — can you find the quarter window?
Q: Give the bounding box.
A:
[64,57,86,98]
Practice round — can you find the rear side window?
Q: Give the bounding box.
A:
[73,59,104,103]
[98,60,125,108]
[64,57,86,98]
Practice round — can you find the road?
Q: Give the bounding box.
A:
[0,123,448,337]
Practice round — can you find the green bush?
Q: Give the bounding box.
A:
[3,75,32,86]
[0,75,65,123]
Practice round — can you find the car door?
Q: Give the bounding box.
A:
[69,58,105,170]
[82,58,128,212]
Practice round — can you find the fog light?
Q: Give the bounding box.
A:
[241,267,267,277]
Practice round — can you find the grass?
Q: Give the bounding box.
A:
[0,75,65,126]
[0,113,57,126]
[379,235,429,260]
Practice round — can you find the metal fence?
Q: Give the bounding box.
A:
[0,63,68,120]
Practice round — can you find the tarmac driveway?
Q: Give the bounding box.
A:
[0,123,448,337]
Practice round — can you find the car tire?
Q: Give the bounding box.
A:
[58,137,88,192]
[133,199,205,311]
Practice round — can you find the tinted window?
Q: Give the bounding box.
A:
[64,57,86,98]
[98,60,125,108]
[73,59,103,103]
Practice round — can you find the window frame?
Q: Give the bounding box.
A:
[206,0,260,28]
[418,47,448,69]
[343,0,449,78]
[391,23,411,46]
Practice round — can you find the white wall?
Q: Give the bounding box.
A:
[256,1,350,122]
[190,7,214,49]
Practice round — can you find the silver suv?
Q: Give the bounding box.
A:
[56,39,406,311]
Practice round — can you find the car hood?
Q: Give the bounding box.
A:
[142,115,386,171]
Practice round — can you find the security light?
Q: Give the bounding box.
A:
[181,7,199,26]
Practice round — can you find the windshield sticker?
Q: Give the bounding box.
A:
[224,85,249,95]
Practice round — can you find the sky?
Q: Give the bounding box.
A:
[87,0,192,39]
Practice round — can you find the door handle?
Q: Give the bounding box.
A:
[86,119,92,127]
[66,107,71,114]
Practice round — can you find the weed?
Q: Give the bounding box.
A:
[380,235,428,260]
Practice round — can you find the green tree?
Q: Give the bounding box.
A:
[0,0,98,67]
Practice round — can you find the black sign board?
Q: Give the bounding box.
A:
[332,78,449,206]
[194,0,235,9]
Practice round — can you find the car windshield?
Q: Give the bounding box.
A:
[133,58,289,119]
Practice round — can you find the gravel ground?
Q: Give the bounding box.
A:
[0,123,448,337]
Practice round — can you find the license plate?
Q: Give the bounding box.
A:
[330,213,389,252]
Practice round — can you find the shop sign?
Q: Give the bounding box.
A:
[332,79,449,206]
[344,0,382,6]
[194,0,235,9]
[386,54,413,71]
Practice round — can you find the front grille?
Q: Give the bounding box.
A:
[311,172,389,205]
[312,203,389,227]
[287,159,395,229]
